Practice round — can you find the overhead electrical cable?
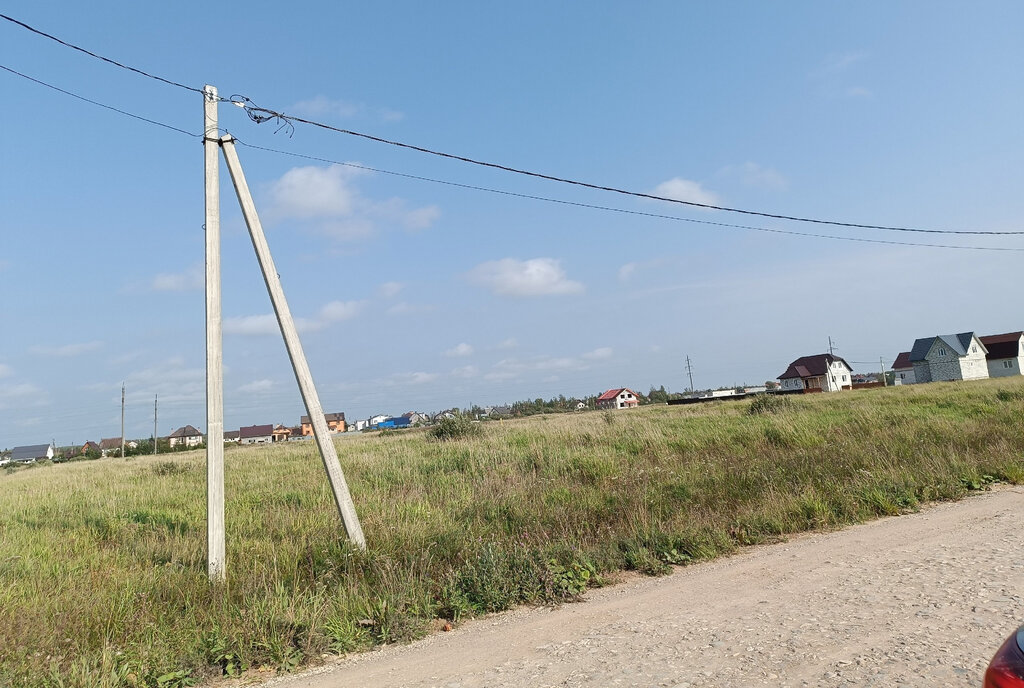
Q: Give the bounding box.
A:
[4,8,1019,241]
[0,63,200,137]
[0,13,204,95]
[233,140,1024,253]
[227,96,1024,237]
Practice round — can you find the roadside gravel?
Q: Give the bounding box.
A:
[269,486,1024,687]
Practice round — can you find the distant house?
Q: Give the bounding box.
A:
[778,354,853,392]
[239,424,273,445]
[402,411,430,424]
[596,388,640,410]
[575,401,587,411]
[82,440,101,455]
[11,444,54,463]
[57,445,81,460]
[168,425,204,448]
[224,430,240,443]
[99,437,123,456]
[980,332,1024,378]
[272,424,291,442]
[369,414,390,427]
[891,352,916,385]
[301,412,346,435]
[909,333,988,383]
[378,416,411,429]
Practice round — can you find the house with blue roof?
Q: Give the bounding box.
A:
[908,332,989,383]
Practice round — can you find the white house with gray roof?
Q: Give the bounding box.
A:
[11,444,54,463]
[908,332,989,383]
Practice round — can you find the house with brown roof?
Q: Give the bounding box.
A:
[891,351,916,385]
[596,388,639,410]
[239,424,273,445]
[300,412,346,435]
[778,354,853,392]
[224,430,240,443]
[980,332,1024,378]
[82,440,101,455]
[272,424,291,442]
[168,425,204,448]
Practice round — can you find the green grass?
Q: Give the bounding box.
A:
[2,378,1023,686]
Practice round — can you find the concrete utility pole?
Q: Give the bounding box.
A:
[120,382,125,458]
[204,85,226,582]
[685,356,695,393]
[153,394,158,455]
[880,357,888,387]
[220,135,366,549]
[828,336,835,356]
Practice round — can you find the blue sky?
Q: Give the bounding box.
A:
[2,2,1023,447]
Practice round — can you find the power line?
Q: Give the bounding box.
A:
[233,139,1024,253]
[2,61,1021,253]
[0,63,199,137]
[227,95,1024,237]
[0,13,204,95]
[1,10,1018,238]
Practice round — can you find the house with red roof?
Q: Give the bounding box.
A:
[980,331,1024,378]
[596,388,640,410]
[778,354,853,392]
[891,351,916,385]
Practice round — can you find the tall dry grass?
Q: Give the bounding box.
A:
[1,378,1022,686]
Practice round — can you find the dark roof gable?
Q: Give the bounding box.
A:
[779,354,852,380]
[909,332,982,362]
[980,332,1023,361]
[239,424,273,439]
[891,352,913,370]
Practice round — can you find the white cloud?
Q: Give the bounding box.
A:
[652,178,720,207]
[444,343,474,357]
[497,338,518,349]
[845,86,873,99]
[0,382,42,410]
[0,364,11,378]
[399,372,438,385]
[267,165,439,241]
[379,281,404,298]
[319,300,363,322]
[817,51,868,75]
[387,302,435,316]
[269,165,365,220]
[451,365,479,378]
[721,162,789,191]
[152,263,203,291]
[288,96,404,123]
[468,258,584,297]
[618,262,638,282]
[583,347,613,360]
[30,341,103,357]
[226,300,363,336]
[288,95,360,119]
[224,314,279,336]
[239,379,274,393]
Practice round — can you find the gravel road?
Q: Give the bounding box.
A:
[270,487,1023,688]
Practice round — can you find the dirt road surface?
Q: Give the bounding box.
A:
[270,487,1023,687]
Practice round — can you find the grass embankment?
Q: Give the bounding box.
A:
[2,379,1023,687]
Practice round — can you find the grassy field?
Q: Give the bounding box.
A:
[2,378,1023,687]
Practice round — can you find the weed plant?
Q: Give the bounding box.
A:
[1,379,1022,686]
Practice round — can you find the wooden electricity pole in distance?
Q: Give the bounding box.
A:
[220,135,366,549]
[203,84,226,582]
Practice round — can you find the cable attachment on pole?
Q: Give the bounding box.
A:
[228,95,295,136]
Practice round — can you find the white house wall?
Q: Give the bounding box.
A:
[922,337,989,382]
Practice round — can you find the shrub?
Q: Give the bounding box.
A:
[748,393,793,415]
[428,414,481,441]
